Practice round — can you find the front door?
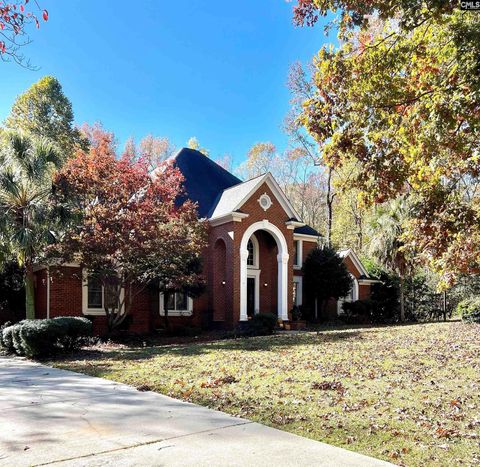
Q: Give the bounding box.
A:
[247,277,255,318]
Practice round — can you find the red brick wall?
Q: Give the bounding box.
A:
[49,267,83,317]
[211,238,227,321]
[359,284,371,300]
[207,221,236,327]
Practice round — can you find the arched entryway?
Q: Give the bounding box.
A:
[239,220,289,321]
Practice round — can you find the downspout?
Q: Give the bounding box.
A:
[46,267,50,319]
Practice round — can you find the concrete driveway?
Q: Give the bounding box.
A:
[0,356,392,466]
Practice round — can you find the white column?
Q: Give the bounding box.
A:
[277,252,290,321]
[239,247,249,321]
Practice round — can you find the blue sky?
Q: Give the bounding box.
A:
[1,0,331,165]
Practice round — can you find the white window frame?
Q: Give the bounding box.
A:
[82,269,124,316]
[337,274,359,315]
[247,233,259,269]
[293,275,303,306]
[293,239,303,269]
[159,292,193,316]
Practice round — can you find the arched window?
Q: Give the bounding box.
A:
[246,234,259,268]
[247,239,254,266]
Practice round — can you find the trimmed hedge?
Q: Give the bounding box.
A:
[457,297,480,323]
[0,317,92,357]
[341,299,375,324]
[236,312,278,337]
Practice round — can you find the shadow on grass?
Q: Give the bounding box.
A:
[51,320,457,364]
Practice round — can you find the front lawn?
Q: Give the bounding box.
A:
[51,322,480,465]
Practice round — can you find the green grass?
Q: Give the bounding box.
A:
[50,322,480,465]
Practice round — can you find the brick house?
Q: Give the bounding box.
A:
[33,148,375,333]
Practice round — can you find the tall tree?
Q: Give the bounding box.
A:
[285,62,335,242]
[0,1,48,68]
[293,3,480,286]
[5,76,84,157]
[0,132,62,319]
[50,128,207,332]
[236,142,276,180]
[368,198,414,321]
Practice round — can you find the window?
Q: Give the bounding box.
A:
[87,276,102,309]
[159,292,192,316]
[293,239,302,268]
[247,239,254,266]
[83,271,123,316]
[246,234,259,269]
[257,193,272,211]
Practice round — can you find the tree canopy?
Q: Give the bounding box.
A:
[293,1,480,286]
[50,127,207,331]
[5,76,84,157]
[302,246,352,319]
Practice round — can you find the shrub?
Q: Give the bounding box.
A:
[1,322,15,352]
[19,320,64,357]
[247,312,278,336]
[457,297,480,323]
[291,306,302,321]
[0,317,93,357]
[0,321,12,349]
[53,317,93,350]
[341,300,374,324]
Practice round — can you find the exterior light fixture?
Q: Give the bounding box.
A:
[221,281,226,285]
[264,283,268,287]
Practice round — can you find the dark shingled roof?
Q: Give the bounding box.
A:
[169,148,242,217]
[294,225,321,237]
[168,148,322,239]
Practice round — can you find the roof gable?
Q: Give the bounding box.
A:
[209,172,301,221]
[338,249,370,278]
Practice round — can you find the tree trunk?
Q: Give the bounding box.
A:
[399,277,405,322]
[326,167,334,248]
[25,263,35,320]
[164,291,171,331]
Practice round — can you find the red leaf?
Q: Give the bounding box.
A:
[20,5,24,12]
[42,9,48,21]
[35,17,39,28]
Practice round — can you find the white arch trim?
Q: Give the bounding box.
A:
[240,220,289,321]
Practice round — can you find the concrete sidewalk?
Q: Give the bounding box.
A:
[0,356,392,466]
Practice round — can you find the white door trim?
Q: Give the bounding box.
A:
[247,269,261,315]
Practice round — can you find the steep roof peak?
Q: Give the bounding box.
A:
[169,147,242,218]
